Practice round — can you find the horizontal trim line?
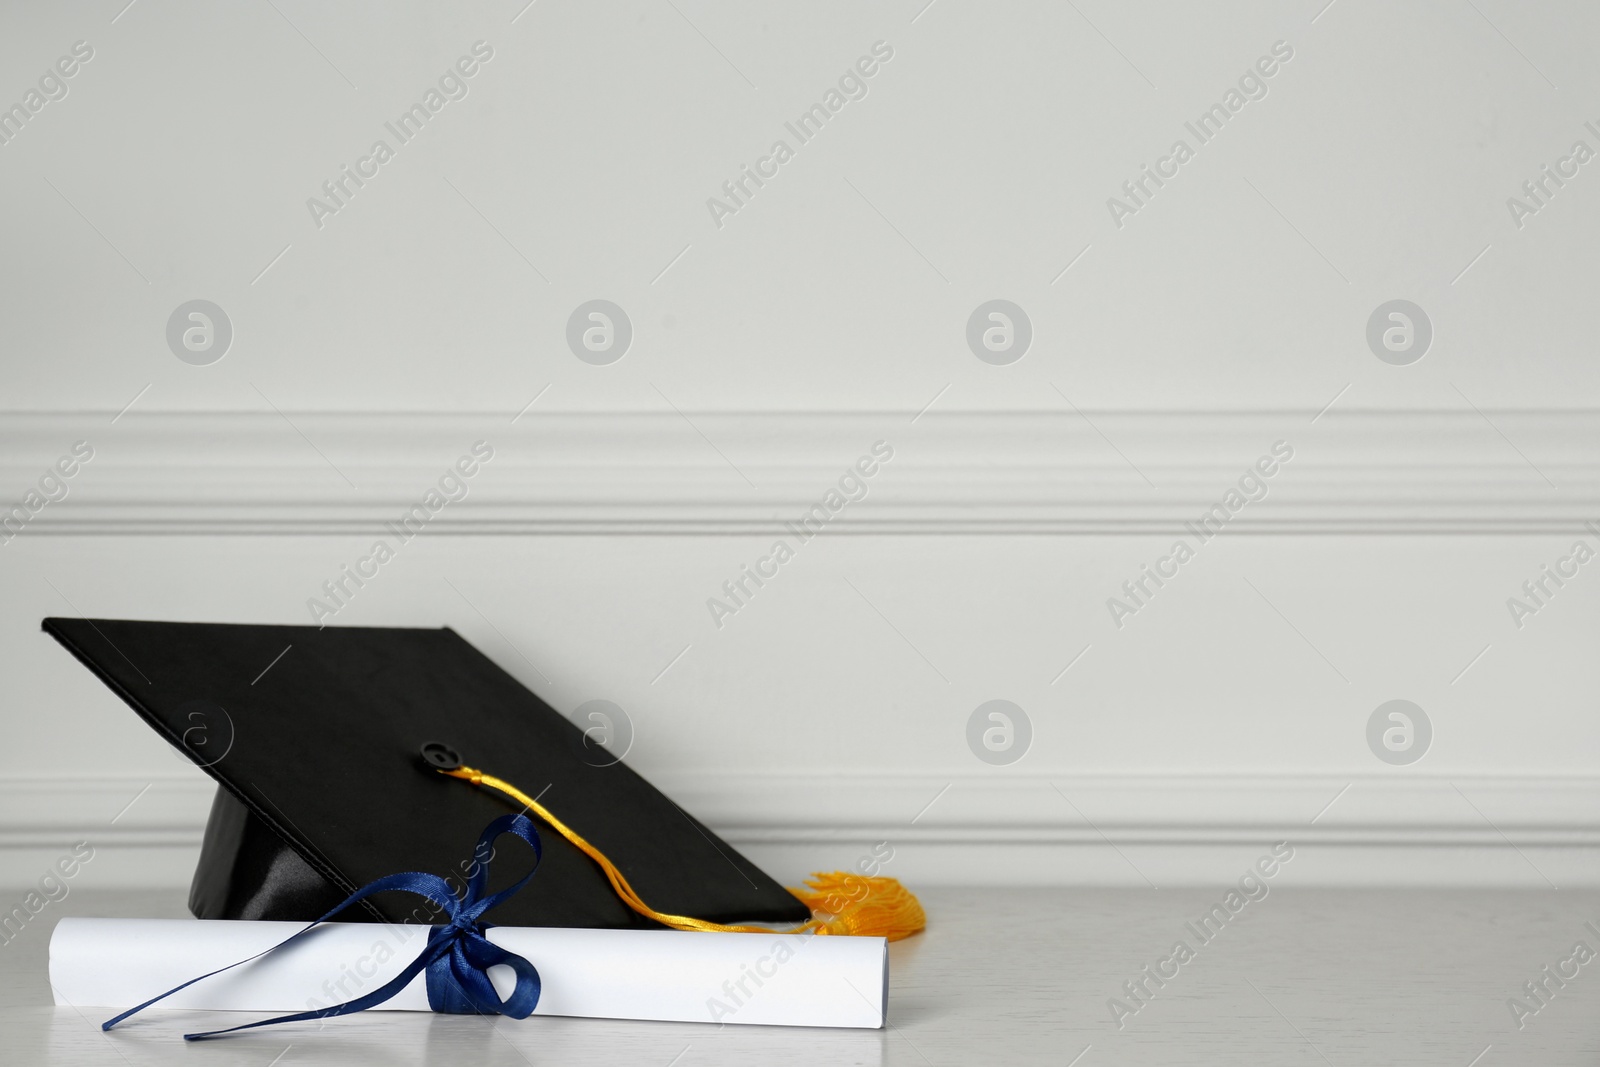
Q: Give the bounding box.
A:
[3,411,1598,536]
[4,773,1594,848]
[4,830,1598,849]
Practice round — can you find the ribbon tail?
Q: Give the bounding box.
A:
[100,955,270,1033]
[100,815,546,1040]
[102,870,460,1033]
[182,939,445,1041]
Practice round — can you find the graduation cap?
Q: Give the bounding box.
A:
[43,618,922,939]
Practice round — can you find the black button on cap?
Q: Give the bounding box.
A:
[420,742,461,770]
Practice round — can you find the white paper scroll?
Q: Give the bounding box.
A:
[50,918,887,1029]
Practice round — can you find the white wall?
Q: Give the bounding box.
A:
[4,1,1599,412]
[2,1,1597,889]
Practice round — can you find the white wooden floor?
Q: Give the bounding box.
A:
[3,887,1598,1065]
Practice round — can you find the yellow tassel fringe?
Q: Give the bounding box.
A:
[789,871,926,941]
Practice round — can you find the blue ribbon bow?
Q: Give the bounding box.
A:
[102,813,544,1041]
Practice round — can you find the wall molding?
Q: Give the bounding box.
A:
[2,410,1598,536]
[6,414,1598,886]
[4,772,1596,888]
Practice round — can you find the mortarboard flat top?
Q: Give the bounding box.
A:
[42,618,811,930]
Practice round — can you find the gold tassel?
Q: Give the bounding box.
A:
[444,764,926,941]
[790,872,926,941]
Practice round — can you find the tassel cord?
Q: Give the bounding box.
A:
[442,765,925,942]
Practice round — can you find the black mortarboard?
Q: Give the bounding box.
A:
[42,618,811,930]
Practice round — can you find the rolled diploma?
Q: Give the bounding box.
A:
[50,918,887,1029]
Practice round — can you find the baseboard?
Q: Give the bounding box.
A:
[4,772,1596,889]
[3,409,1597,535]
